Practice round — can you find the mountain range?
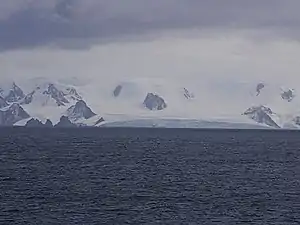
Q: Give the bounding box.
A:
[0,77,299,129]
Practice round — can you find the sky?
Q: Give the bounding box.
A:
[1,0,300,86]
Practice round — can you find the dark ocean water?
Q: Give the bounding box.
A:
[0,128,300,225]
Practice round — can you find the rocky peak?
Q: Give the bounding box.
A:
[55,116,76,128]
[66,100,96,121]
[25,118,54,128]
[256,83,265,96]
[4,82,25,103]
[25,118,45,127]
[43,83,69,106]
[0,103,30,126]
[113,85,123,97]
[22,82,81,107]
[243,105,280,128]
[281,89,295,102]
[143,93,167,111]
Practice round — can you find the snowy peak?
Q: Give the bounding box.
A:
[6,82,25,103]
[23,82,82,107]
[243,105,280,128]
[44,83,69,106]
[0,103,30,126]
[66,100,96,122]
[143,93,167,111]
[0,82,25,103]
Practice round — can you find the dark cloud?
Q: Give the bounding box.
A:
[1,0,300,51]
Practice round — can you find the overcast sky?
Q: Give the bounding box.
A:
[1,0,300,85]
[1,0,300,50]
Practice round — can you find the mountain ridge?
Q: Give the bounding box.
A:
[1,78,300,128]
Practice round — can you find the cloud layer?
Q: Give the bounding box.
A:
[1,0,300,50]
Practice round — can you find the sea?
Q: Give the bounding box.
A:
[0,128,299,224]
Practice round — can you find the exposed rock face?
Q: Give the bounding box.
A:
[25,118,45,127]
[65,87,82,101]
[55,116,76,128]
[243,105,280,128]
[0,104,30,126]
[281,89,295,102]
[183,88,194,99]
[0,96,8,108]
[143,93,167,111]
[45,119,54,127]
[66,100,96,122]
[4,83,25,103]
[22,91,35,105]
[23,83,81,107]
[43,83,69,106]
[113,85,123,97]
[256,83,265,96]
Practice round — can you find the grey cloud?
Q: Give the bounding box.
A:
[1,0,300,51]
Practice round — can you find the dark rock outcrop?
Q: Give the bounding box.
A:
[0,103,30,126]
[292,116,300,126]
[113,85,123,97]
[256,83,265,96]
[4,82,25,103]
[25,118,54,128]
[22,83,81,106]
[95,117,105,126]
[55,116,76,128]
[243,105,280,128]
[66,100,96,121]
[45,119,54,127]
[183,88,194,99]
[25,118,45,127]
[143,93,167,111]
[281,89,295,102]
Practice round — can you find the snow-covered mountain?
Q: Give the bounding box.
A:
[1,77,300,128]
[66,100,96,122]
[242,105,280,128]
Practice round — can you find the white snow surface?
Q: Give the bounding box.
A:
[2,76,300,128]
